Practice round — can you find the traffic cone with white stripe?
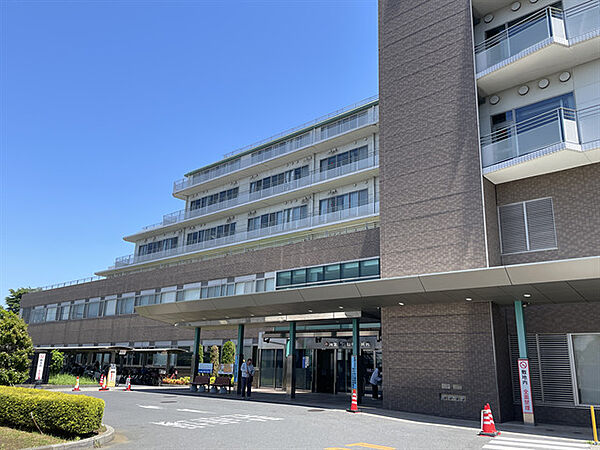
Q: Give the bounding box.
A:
[72,376,80,391]
[346,388,360,413]
[99,374,104,387]
[123,375,131,391]
[478,403,500,437]
[99,374,109,391]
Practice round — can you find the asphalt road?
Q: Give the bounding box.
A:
[73,389,592,450]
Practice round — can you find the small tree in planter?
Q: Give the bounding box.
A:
[209,345,219,392]
[222,341,235,365]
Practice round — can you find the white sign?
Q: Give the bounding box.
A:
[198,363,213,374]
[518,358,534,414]
[35,353,46,381]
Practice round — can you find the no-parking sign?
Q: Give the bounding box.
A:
[518,358,533,414]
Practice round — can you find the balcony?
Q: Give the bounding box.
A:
[127,152,379,239]
[475,1,600,94]
[481,105,600,183]
[114,201,380,268]
[172,99,379,197]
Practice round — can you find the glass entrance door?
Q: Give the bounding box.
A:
[315,349,335,393]
[259,348,284,389]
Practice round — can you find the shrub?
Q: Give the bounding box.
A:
[161,376,190,385]
[222,341,235,365]
[0,386,104,437]
[0,309,33,386]
[49,350,64,375]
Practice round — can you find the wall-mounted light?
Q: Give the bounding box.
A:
[538,78,550,89]
[523,293,531,298]
[518,85,530,96]
[489,95,500,105]
[398,302,405,306]
[559,71,571,82]
[511,2,521,11]
[465,297,473,302]
[483,14,494,23]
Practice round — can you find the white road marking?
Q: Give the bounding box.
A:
[151,414,284,430]
[482,435,590,450]
[176,408,211,414]
[137,404,163,409]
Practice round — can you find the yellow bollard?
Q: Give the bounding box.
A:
[592,405,599,445]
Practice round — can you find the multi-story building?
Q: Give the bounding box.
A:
[21,0,599,426]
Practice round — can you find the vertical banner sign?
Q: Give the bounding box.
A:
[518,358,534,419]
[233,355,239,383]
[35,353,46,381]
[351,355,358,391]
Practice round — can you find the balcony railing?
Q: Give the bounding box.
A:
[474,1,599,73]
[480,106,597,168]
[115,201,379,267]
[173,102,379,193]
[139,152,379,232]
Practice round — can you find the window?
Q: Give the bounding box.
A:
[307,267,324,283]
[292,269,306,285]
[138,237,178,256]
[137,294,156,306]
[572,334,600,405]
[324,264,341,281]
[70,303,85,320]
[319,189,368,215]
[341,261,359,279]
[117,297,134,315]
[248,206,306,231]
[183,288,201,301]
[186,223,236,245]
[30,307,45,324]
[190,187,239,211]
[46,306,58,322]
[59,304,70,321]
[277,271,291,287]
[498,198,557,254]
[104,299,117,316]
[319,145,368,172]
[360,259,380,277]
[86,300,100,318]
[161,291,176,304]
[250,165,309,193]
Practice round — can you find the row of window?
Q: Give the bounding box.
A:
[138,237,178,256]
[190,187,239,211]
[320,145,368,173]
[186,223,237,246]
[319,189,369,215]
[247,206,308,231]
[276,258,380,289]
[23,276,277,324]
[250,166,309,193]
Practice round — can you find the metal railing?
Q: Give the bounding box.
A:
[114,201,380,267]
[36,276,105,291]
[139,152,379,233]
[481,106,584,167]
[173,101,379,193]
[475,1,599,73]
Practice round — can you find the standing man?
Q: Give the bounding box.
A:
[246,358,255,398]
[240,358,250,399]
[370,365,382,400]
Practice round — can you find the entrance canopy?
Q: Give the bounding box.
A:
[136,256,599,327]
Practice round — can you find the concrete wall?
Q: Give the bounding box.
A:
[496,163,600,265]
[381,302,501,421]
[378,0,489,277]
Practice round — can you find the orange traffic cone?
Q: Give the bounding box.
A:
[98,374,104,386]
[72,376,81,391]
[99,374,109,391]
[123,375,131,391]
[346,388,360,413]
[478,403,500,437]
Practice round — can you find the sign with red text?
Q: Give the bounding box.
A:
[35,353,46,381]
[518,358,534,414]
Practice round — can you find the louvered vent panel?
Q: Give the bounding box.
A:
[509,334,575,406]
[538,334,575,405]
[499,203,527,254]
[525,198,557,251]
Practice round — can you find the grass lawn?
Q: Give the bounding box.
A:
[47,373,97,385]
[0,426,67,449]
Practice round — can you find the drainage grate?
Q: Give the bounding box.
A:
[307,409,325,412]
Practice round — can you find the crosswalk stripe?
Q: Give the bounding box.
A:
[483,445,538,450]
[483,439,588,450]
[492,437,588,447]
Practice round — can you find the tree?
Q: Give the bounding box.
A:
[0,308,34,385]
[4,287,33,314]
[222,341,235,365]
[209,345,220,379]
[50,349,64,375]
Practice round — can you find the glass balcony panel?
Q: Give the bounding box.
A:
[565,1,600,39]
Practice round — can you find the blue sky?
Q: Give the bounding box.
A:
[0,0,378,303]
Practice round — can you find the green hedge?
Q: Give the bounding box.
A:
[0,386,104,437]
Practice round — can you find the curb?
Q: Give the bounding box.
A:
[24,424,115,449]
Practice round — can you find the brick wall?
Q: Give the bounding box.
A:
[378,0,489,277]
[381,302,501,420]
[496,164,600,265]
